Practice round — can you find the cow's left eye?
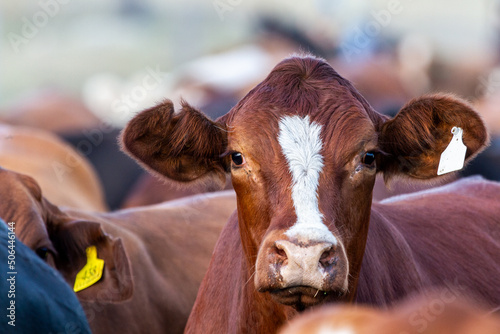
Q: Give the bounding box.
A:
[231,152,246,166]
[36,247,50,261]
[362,152,376,166]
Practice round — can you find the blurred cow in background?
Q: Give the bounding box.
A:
[0,89,102,134]
[121,173,233,208]
[279,291,500,334]
[0,167,236,333]
[0,123,107,211]
[0,89,144,209]
[462,83,500,182]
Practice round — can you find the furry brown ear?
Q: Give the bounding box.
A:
[378,94,488,180]
[52,220,134,303]
[121,99,229,188]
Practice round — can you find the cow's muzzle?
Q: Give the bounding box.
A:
[255,237,349,309]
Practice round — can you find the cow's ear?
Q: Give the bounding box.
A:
[121,99,229,188]
[378,94,488,180]
[51,220,133,303]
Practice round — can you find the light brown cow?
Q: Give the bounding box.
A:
[0,167,236,333]
[279,290,500,334]
[0,89,101,134]
[0,123,107,211]
[122,56,500,333]
[121,172,233,208]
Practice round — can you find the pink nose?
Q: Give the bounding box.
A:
[272,239,338,287]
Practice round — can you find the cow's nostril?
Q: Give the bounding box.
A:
[274,245,287,259]
[319,247,337,269]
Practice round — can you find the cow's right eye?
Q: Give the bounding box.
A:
[36,247,50,261]
[362,152,376,166]
[231,152,246,166]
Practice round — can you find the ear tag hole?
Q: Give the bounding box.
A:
[437,126,467,175]
[73,245,105,292]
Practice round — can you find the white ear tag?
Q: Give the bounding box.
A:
[437,127,467,175]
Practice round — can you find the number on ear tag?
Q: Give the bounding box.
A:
[437,127,467,175]
[74,246,105,292]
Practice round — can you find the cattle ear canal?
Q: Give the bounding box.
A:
[120,99,230,189]
[378,94,488,181]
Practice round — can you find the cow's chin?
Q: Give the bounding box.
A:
[267,286,344,311]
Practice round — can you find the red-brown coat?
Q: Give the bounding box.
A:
[0,167,236,333]
[122,56,499,333]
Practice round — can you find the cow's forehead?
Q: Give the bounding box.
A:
[226,98,377,163]
[225,57,378,142]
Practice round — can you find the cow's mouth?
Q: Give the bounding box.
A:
[269,286,340,311]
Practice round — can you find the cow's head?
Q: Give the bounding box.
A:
[0,167,133,303]
[122,56,487,310]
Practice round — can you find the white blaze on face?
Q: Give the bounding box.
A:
[317,326,357,334]
[278,115,337,245]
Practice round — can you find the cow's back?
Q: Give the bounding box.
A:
[67,190,237,333]
[0,124,107,211]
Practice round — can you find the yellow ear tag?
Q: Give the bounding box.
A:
[73,246,105,292]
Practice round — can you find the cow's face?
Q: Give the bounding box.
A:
[223,77,380,308]
[0,168,133,303]
[122,56,487,310]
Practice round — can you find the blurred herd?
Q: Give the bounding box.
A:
[2,1,500,209]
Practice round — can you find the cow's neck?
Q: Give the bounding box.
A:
[356,203,426,305]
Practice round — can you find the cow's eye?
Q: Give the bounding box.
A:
[362,152,376,166]
[36,247,50,261]
[231,152,245,166]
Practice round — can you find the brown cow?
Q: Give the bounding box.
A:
[0,89,101,134]
[0,167,236,333]
[279,290,500,334]
[0,123,107,211]
[121,56,500,333]
[121,172,233,208]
